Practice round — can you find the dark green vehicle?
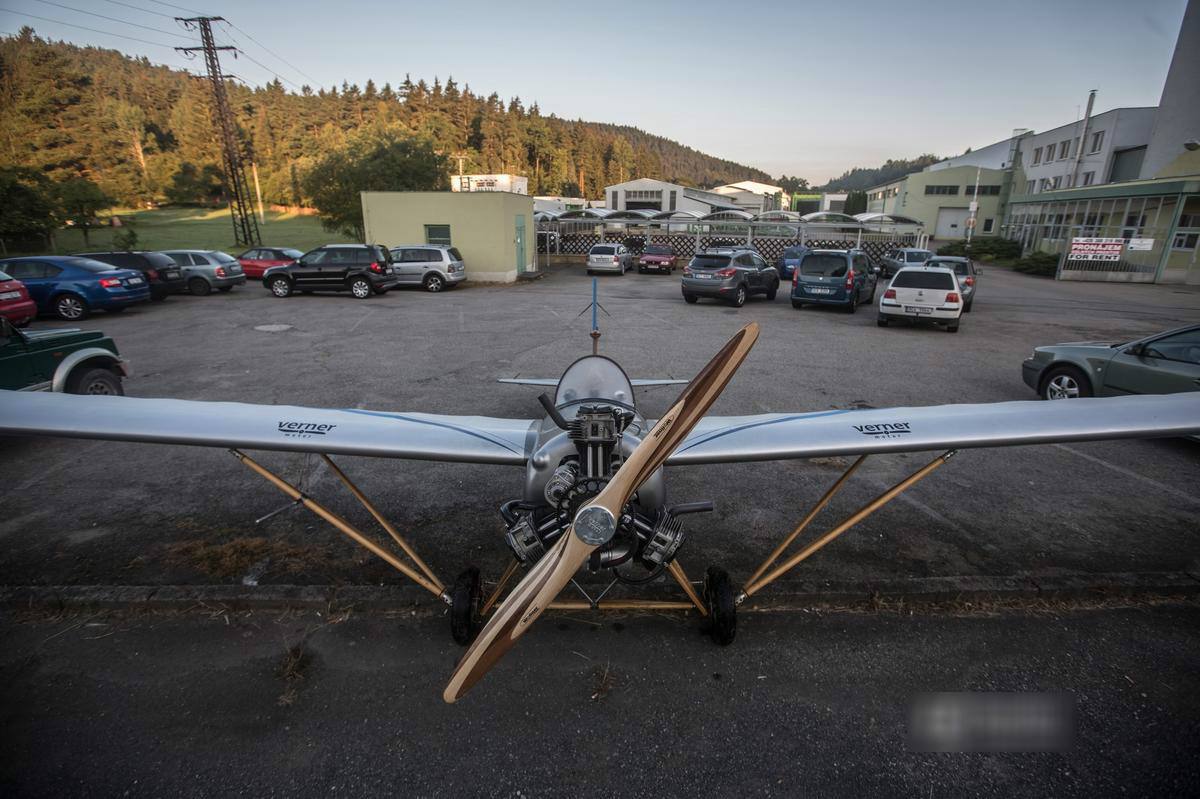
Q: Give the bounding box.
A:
[0,317,130,395]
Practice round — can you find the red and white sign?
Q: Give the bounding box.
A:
[1067,237,1124,262]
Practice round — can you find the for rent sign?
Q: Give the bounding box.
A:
[1067,237,1124,261]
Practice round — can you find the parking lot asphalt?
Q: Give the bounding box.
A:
[1,266,1198,593]
[3,601,1199,797]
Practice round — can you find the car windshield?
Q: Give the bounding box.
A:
[146,252,177,268]
[448,247,463,261]
[591,246,615,255]
[892,270,955,289]
[800,254,848,277]
[782,247,807,260]
[929,259,970,275]
[643,245,672,255]
[0,270,11,280]
[64,258,119,273]
[282,249,304,259]
[689,255,731,269]
[906,250,932,262]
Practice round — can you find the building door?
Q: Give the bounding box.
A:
[936,207,970,239]
[515,214,526,274]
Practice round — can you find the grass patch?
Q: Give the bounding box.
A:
[29,206,352,257]
[166,536,340,581]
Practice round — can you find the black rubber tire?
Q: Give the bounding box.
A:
[765,281,778,300]
[450,566,482,645]
[791,299,804,309]
[66,367,123,396]
[683,294,698,304]
[423,273,445,293]
[964,300,973,313]
[947,322,960,333]
[349,277,373,299]
[877,316,889,327]
[217,286,233,293]
[638,265,646,274]
[268,276,292,298]
[703,566,736,646]
[847,291,858,314]
[730,284,747,308]
[1040,364,1093,400]
[188,277,211,296]
[53,293,89,321]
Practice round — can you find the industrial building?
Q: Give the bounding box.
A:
[602,178,742,215]
[709,180,788,213]
[867,165,1008,241]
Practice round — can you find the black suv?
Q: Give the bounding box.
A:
[263,244,399,299]
[74,251,187,300]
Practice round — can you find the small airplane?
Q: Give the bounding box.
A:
[1,282,1198,703]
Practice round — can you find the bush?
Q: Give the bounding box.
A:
[939,237,1022,260]
[1012,252,1059,277]
[937,240,966,256]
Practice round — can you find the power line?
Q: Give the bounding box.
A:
[222,20,318,87]
[0,9,182,49]
[98,0,179,20]
[214,27,304,91]
[144,0,207,14]
[30,0,192,39]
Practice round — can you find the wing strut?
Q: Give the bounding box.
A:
[231,449,450,602]
[738,450,956,603]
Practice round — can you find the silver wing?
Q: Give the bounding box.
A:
[0,391,536,465]
[664,393,1200,465]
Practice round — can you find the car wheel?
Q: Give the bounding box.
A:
[947,322,959,333]
[766,281,778,300]
[791,300,804,309]
[217,286,233,293]
[683,294,698,304]
[188,277,211,296]
[53,293,88,321]
[1041,365,1092,400]
[964,300,973,313]
[877,315,889,327]
[67,367,123,396]
[423,273,445,293]
[847,291,858,314]
[731,284,747,307]
[638,265,645,274]
[349,277,373,299]
[269,276,293,298]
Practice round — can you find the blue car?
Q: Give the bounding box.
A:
[0,256,151,321]
[790,248,879,313]
[776,245,811,280]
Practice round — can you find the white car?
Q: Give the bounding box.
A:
[877,265,963,333]
[586,243,631,275]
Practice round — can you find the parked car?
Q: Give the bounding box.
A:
[586,244,632,275]
[925,256,978,311]
[263,244,398,299]
[0,256,150,320]
[160,250,248,296]
[1022,324,1200,401]
[0,269,36,327]
[776,245,811,281]
[74,251,186,300]
[388,245,467,292]
[877,265,963,332]
[879,247,933,278]
[790,248,878,313]
[1,315,130,394]
[237,247,304,280]
[637,244,678,274]
[680,247,780,307]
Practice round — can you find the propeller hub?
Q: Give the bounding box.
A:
[573,505,617,546]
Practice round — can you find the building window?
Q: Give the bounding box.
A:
[669,190,676,211]
[982,218,994,233]
[964,185,1002,196]
[1172,232,1199,251]
[1032,147,1043,165]
[1089,130,1105,153]
[1058,140,1071,160]
[425,224,451,246]
[924,185,958,195]
[1082,171,1095,186]
[610,190,618,208]
[1026,180,1036,194]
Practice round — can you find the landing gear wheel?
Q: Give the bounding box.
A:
[450,566,482,645]
[703,566,736,646]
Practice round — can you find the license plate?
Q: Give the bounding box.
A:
[385,267,393,274]
[165,271,180,279]
[128,277,144,285]
[692,273,712,279]
[807,287,833,295]
[904,305,933,314]
[0,290,20,300]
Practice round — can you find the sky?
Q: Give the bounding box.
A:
[1,0,1189,183]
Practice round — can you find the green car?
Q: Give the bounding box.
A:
[1022,324,1200,400]
[0,317,130,394]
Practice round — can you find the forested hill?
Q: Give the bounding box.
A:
[0,29,771,207]
[819,154,943,191]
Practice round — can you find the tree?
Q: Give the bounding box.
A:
[54,177,113,245]
[164,162,225,205]
[302,130,447,240]
[0,166,58,252]
[843,190,868,216]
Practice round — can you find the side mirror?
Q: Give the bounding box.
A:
[1126,343,1146,357]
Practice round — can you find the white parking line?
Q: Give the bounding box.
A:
[1054,444,1200,506]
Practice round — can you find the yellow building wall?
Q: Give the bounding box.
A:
[360,191,536,283]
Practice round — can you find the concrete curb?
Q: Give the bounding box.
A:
[3,571,1198,613]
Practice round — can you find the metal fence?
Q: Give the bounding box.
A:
[537,220,928,266]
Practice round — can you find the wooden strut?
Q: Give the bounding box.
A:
[740,450,956,601]
[230,449,448,601]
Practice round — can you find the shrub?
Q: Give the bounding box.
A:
[937,240,967,256]
[1012,252,1059,277]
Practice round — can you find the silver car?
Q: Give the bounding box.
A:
[925,256,979,312]
[388,245,467,292]
[587,243,632,275]
[160,250,247,296]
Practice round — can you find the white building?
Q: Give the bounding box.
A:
[602,178,741,215]
[451,174,529,194]
[710,180,787,213]
[1016,107,1157,194]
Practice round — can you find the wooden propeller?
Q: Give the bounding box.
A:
[443,322,760,703]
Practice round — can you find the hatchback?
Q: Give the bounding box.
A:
[161,250,248,295]
[389,245,467,292]
[0,256,150,320]
[237,247,304,280]
[877,266,963,332]
[637,244,677,274]
[74,251,187,300]
[587,244,632,275]
[0,269,36,327]
[790,249,877,313]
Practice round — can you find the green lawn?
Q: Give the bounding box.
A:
[33,207,352,256]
